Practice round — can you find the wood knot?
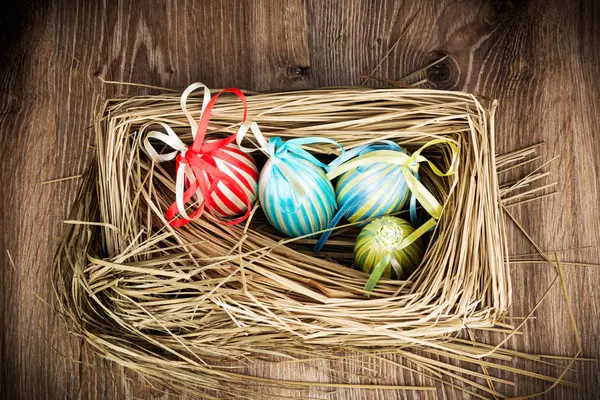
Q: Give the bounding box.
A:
[426,55,460,90]
[290,65,311,81]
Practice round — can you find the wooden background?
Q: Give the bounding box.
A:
[1,0,599,398]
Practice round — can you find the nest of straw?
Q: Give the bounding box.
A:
[54,88,555,397]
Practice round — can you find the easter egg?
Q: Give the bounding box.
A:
[259,142,337,238]
[204,142,259,218]
[335,148,410,223]
[313,142,416,252]
[148,84,263,227]
[354,216,425,291]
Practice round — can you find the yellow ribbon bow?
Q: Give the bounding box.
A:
[327,138,459,221]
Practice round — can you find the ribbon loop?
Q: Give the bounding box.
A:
[180,82,211,135]
[262,136,345,204]
[144,123,188,162]
[411,139,459,178]
[236,121,269,153]
[364,254,391,294]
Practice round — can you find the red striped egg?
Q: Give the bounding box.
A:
[199,142,259,218]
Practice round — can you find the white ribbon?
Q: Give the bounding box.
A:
[143,82,211,221]
[236,120,270,155]
[181,82,210,136]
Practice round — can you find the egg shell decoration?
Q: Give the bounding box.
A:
[313,141,416,252]
[259,144,337,238]
[355,216,425,292]
[335,146,410,224]
[201,141,259,218]
[144,83,260,227]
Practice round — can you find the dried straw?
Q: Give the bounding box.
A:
[54,87,574,398]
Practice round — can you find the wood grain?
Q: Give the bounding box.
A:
[1,0,599,398]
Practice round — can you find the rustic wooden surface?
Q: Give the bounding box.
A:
[1,0,599,399]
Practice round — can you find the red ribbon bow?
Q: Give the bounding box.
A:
[149,87,257,227]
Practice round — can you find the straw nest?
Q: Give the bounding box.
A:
[54,88,557,398]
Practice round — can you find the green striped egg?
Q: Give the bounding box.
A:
[335,149,410,223]
[355,216,424,279]
[259,155,337,238]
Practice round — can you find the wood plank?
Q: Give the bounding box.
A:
[0,0,598,399]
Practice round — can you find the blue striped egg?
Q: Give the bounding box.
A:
[259,150,337,238]
[313,142,416,253]
[335,149,410,223]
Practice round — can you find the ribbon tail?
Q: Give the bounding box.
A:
[166,178,203,227]
[409,191,418,226]
[364,254,391,294]
[400,218,436,250]
[175,164,191,220]
[284,145,329,169]
[313,199,354,253]
[200,134,237,154]
[409,170,419,226]
[327,144,368,169]
[276,162,307,199]
[286,137,346,168]
[403,169,442,219]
